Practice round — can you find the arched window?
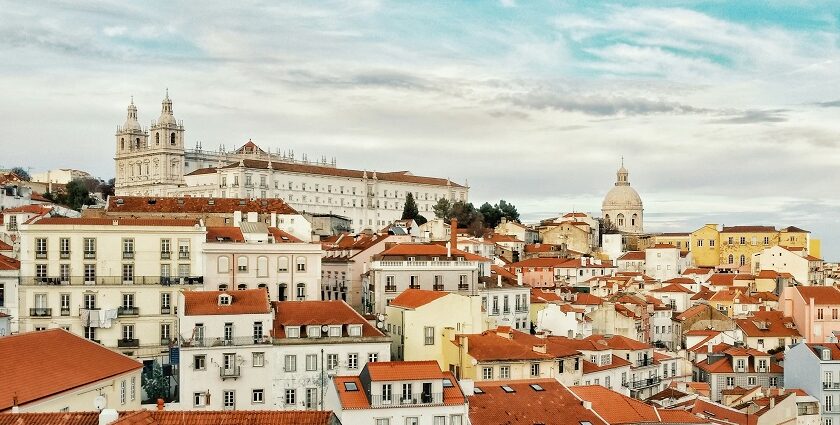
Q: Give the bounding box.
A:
[617,213,625,226]
[631,213,638,226]
[256,256,268,277]
[237,283,247,290]
[170,132,176,145]
[217,256,230,273]
[278,256,289,272]
[237,256,248,272]
[728,254,734,265]
[739,255,746,266]
[296,257,307,272]
[135,138,140,149]
[218,284,228,291]
[279,283,288,301]
[120,138,125,150]
[155,133,160,145]
[296,283,306,300]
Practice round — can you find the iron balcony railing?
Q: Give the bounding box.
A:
[118,306,140,316]
[21,276,204,286]
[622,376,661,389]
[122,251,135,259]
[181,336,273,348]
[60,307,71,316]
[220,365,241,379]
[60,251,71,259]
[117,338,140,348]
[369,393,443,408]
[160,251,171,260]
[161,306,172,314]
[635,359,656,367]
[385,284,397,293]
[178,251,190,260]
[30,307,52,317]
[824,382,840,390]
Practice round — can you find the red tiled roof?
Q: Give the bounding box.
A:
[571,385,660,424]
[721,226,777,233]
[0,413,99,425]
[378,243,489,262]
[107,196,298,215]
[206,226,244,242]
[334,369,464,410]
[272,300,383,338]
[735,310,801,338]
[657,410,709,424]
[367,360,445,381]
[0,254,19,271]
[585,334,650,351]
[675,304,714,321]
[0,240,12,251]
[683,268,713,275]
[709,289,759,304]
[651,283,695,294]
[1,204,53,214]
[650,243,677,249]
[0,329,142,411]
[572,293,603,305]
[332,376,369,408]
[267,227,303,243]
[469,379,607,425]
[665,277,696,285]
[111,410,333,425]
[457,330,555,362]
[220,159,466,188]
[530,288,563,303]
[795,286,840,305]
[805,343,840,360]
[183,289,270,316]
[689,399,752,425]
[618,251,645,261]
[30,217,200,227]
[805,254,823,262]
[523,243,562,253]
[484,233,523,243]
[582,355,632,374]
[389,289,450,309]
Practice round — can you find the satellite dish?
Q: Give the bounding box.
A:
[376,322,384,329]
[470,359,478,366]
[321,325,330,332]
[94,395,107,411]
[377,314,385,321]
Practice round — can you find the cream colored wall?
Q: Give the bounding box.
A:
[15,369,142,413]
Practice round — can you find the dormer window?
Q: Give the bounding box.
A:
[307,325,322,338]
[218,294,231,306]
[286,326,300,338]
[329,326,342,338]
[348,324,362,337]
[823,349,832,361]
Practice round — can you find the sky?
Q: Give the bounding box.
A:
[1,0,839,259]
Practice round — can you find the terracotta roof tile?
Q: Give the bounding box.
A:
[584,334,650,351]
[0,240,12,251]
[457,330,555,362]
[657,410,709,424]
[651,283,695,294]
[581,355,632,374]
[0,329,142,411]
[107,196,298,215]
[721,226,777,233]
[523,243,563,253]
[571,385,660,424]
[735,310,801,338]
[683,268,713,275]
[272,300,383,338]
[572,293,603,305]
[530,288,563,303]
[366,360,445,381]
[469,379,607,425]
[618,251,645,261]
[112,410,333,425]
[30,217,200,227]
[1,205,53,214]
[183,289,270,316]
[378,243,489,262]
[0,413,99,425]
[0,254,20,271]
[267,227,303,243]
[206,226,244,242]
[795,286,840,305]
[388,289,450,309]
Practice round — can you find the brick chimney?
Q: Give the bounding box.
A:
[450,218,458,256]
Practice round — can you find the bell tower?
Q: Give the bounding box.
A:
[114,97,150,194]
[149,89,186,189]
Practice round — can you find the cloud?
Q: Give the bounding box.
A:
[501,89,710,116]
[814,100,840,107]
[709,109,788,124]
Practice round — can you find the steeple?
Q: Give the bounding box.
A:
[123,97,141,131]
[615,157,629,186]
[158,89,176,125]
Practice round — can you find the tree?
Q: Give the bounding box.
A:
[142,362,168,402]
[97,178,116,198]
[401,192,419,221]
[478,200,520,228]
[60,179,96,210]
[10,167,30,181]
[432,198,452,220]
[497,199,520,223]
[414,214,428,226]
[450,201,481,228]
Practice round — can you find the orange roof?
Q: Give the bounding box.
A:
[709,289,759,304]
[107,196,298,215]
[657,410,709,424]
[0,412,99,425]
[795,286,840,305]
[582,355,633,374]
[572,293,603,305]
[366,360,445,381]
[735,310,800,338]
[0,240,12,251]
[219,159,466,188]
[585,334,650,351]
[721,225,776,233]
[618,251,645,261]
[334,368,464,410]
[683,268,713,275]
[457,330,555,362]
[651,283,695,294]
[571,385,660,424]
[183,289,270,316]
[469,379,607,425]
[665,277,696,285]
[378,243,489,262]
[484,233,523,243]
[0,329,142,411]
[30,217,200,227]
[523,243,562,253]
[267,227,303,243]
[650,243,677,249]
[1,204,53,214]
[206,226,244,242]
[0,254,19,271]
[111,410,333,425]
[389,289,450,309]
[530,288,563,303]
[689,399,753,425]
[272,300,383,338]
[332,376,369,408]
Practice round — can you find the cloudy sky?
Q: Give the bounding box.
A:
[1,0,839,259]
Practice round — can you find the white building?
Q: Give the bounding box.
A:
[112,96,468,232]
[203,224,322,302]
[645,244,684,282]
[178,294,391,411]
[784,342,840,424]
[0,254,19,333]
[601,162,644,234]
[17,217,205,359]
[30,168,93,184]
[753,245,824,285]
[325,360,469,425]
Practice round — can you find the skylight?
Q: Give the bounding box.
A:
[473,387,484,394]
[529,384,544,391]
[443,379,453,388]
[344,382,358,391]
[501,385,515,393]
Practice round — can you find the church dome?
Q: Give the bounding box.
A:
[602,184,642,209]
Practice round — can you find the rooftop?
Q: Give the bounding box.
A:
[571,385,661,424]
[183,289,271,316]
[388,289,450,309]
[111,410,334,425]
[106,196,298,215]
[272,300,383,338]
[469,379,607,425]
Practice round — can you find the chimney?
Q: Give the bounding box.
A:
[497,274,502,287]
[156,398,165,411]
[582,400,593,410]
[447,242,452,258]
[450,218,458,254]
[517,272,523,286]
[770,397,775,408]
[533,344,547,354]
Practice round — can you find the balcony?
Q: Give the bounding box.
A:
[117,338,140,348]
[160,251,171,260]
[59,251,71,259]
[375,260,478,269]
[178,251,190,260]
[35,251,47,259]
[30,307,52,317]
[220,366,241,379]
[824,382,840,390]
[118,306,140,316]
[409,283,420,289]
[21,275,204,286]
[161,306,172,315]
[181,336,273,348]
[385,284,397,293]
[60,307,71,316]
[161,337,172,346]
[369,393,443,408]
[458,283,470,291]
[622,376,661,389]
[122,251,135,260]
[84,251,96,259]
[635,358,656,367]
[433,283,445,291]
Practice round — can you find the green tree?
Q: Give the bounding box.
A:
[498,200,520,223]
[401,192,419,220]
[450,201,481,227]
[414,214,428,226]
[64,179,95,210]
[432,198,452,220]
[142,362,168,402]
[10,167,30,181]
[479,202,501,228]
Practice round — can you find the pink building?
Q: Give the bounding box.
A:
[780,285,840,343]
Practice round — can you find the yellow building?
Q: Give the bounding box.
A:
[639,233,691,253]
[689,224,721,268]
[385,289,484,367]
[539,221,591,254]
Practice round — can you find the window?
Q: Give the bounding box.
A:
[253,352,265,367]
[482,367,493,380]
[35,238,47,259]
[424,326,435,345]
[369,352,379,363]
[382,384,392,401]
[376,420,390,425]
[194,355,206,370]
[287,326,300,338]
[327,354,338,370]
[83,293,96,309]
[130,377,136,401]
[770,377,778,387]
[122,238,134,259]
[161,293,171,313]
[223,390,235,409]
[296,257,307,272]
[84,326,96,341]
[60,293,70,315]
[531,363,540,377]
[726,377,735,387]
[348,325,362,337]
[122,264,134,283]
[120,380,126,404]
[285,389,296,405]
[500,366,510,379]
[748,376,757,386]
[348,353,358,369]
[450,416,463,425]
[59,238,70,258]
[252,389,264,404]
[284,354,297,372]
[306,354,318,371]
[83,238,96,258]
[405,418,418,425]
[193,392,206,407]
[160,323,171,343]
[296,283,306,300]
[402,383,413,402]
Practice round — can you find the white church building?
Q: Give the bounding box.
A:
[114,93,469,232]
